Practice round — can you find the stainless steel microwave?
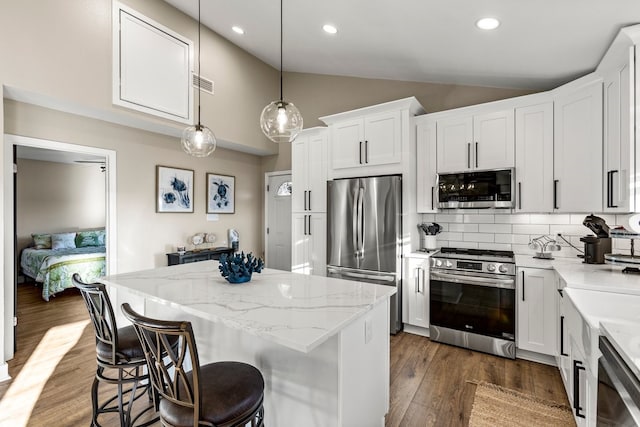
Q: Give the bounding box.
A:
[437,168,514,209]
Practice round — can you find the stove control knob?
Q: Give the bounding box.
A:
[435,259,443,267]
[445,261,453,268]
[498,265,508,273]
[487,264,496,272]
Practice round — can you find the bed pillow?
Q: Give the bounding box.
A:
[76,229,106,247]
[31,233,52,249]
[51,232,77,250]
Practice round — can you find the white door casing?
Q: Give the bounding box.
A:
[265,172,292,271]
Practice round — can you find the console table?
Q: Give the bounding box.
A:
[166,247,234,266]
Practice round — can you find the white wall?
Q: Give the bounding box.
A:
[423,211,635,258]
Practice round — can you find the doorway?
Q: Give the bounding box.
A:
[3,134,117,361]
[265,171,292,271]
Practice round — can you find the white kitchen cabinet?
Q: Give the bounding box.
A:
[516,267,557,356]
[292,128,328,213]
[553,78,603,212]
[329,110,401,170]
[404,256,429,328]
[415,120,437,213]
[514,102,554,212]
[436,109,514,173]
[600,43,637,212]
[291,213,326,276]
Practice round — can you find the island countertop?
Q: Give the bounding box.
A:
[100,260,396,353]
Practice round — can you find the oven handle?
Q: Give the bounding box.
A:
[430,271,515,289]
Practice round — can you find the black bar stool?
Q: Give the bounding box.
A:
[73,273,158,427]
[121,303,265,427]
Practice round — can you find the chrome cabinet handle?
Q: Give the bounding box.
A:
[415,267,421,293]
[359,141,363,164]
[308,190,311,211]
[521,271,525,301]
[431,186,435,210]
[475,142,478,168]
[304,190,308,210]
[518,182,522,210]
[467,143,471,169]
[553,180,559,209]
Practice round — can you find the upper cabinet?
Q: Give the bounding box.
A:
[320,97,425,178]
[515,101,554,212]
[292,128,328,213]
[553,77,603,213]
[597,26,640,213]
[436,109,514,173]
[415,119,437,213]
[112,2,193,124]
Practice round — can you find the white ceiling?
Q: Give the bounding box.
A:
[164,0,640,90]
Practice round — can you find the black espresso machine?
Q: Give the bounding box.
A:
[580,215,612,264]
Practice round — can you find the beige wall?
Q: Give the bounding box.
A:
[5,100,263,273]
[0,0,278,155]
[16,159,106,254]
[260,72,538,172]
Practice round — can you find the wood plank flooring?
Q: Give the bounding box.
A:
[0,283,571,426]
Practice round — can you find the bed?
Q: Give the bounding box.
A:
[20,230,106,301]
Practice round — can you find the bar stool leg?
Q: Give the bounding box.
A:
[90,369,101,427]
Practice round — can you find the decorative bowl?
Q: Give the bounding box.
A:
[218,252,264,284]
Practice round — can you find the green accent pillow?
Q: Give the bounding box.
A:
[51,232,77,250]
[76,229,106,247]
[32,233,52,249]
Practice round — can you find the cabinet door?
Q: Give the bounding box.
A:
[416,121,437,213]
[436,116,473,173]
[291,213,310,274]
[364,110,402,166]
[331,118,364,170]
[554,81,603,212]
[404,257,429,328]
[517,268,558,355]
[603,56,634,213]
[515,103,554,212]
[308,214,327,276]
[307,132,328,212]
[473,110,515,170]
[291,136,309,212]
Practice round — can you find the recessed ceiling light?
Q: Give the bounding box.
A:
[476,17,500,30]
[232,26,245,35]
[322,24,338,34]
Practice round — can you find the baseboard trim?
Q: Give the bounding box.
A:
[403,324,430,338]
[0,362,10,383]
[516,349,557,366]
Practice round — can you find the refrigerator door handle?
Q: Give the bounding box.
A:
[327,267,396,283]
[358,187,365,258]
[352,189,359,258]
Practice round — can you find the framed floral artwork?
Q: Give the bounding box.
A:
[156,166,194,213]
[207,173,235,214]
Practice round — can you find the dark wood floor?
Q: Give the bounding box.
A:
[0,283,570,426]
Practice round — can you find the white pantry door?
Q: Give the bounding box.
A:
[266,173,292,271]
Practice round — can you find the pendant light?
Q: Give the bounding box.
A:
[181,0,217,157]
[259,0,303,143]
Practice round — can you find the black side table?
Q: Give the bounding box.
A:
[167,247,234,266]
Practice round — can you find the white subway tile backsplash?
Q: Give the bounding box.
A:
[449,223,479,233]
[494,214,530,224]
[549,224,589,236]
[420,213,436,222]
[435,213,464,223]
[464,214,495,224]
[529,214,572,225]
[463,233,494,243]
[512,224,550,235]
[494,234,530,245]
[440,232,463,241]
[482,243,514,251]
[479,224,512,234]
[451,241,479,249]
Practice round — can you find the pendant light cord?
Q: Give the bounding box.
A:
[197,0,202,126]
[280,0,283,102]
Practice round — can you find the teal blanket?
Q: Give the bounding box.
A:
[20,246,106,301]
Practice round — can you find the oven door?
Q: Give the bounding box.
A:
[429,269,516,341]
[597,336,640,426]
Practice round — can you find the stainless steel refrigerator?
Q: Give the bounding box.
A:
[327,175,402,334]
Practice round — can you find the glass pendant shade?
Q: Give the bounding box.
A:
[181,124,217,157]
[260,100,303,143]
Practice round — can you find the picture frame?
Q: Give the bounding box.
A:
[156,165,194,213]
[207,173,235,214]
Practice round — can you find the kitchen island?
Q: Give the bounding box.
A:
[100,260,396,427]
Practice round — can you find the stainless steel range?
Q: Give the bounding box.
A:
[429,247,516,359]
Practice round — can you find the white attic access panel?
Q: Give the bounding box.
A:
[113,1,193,124]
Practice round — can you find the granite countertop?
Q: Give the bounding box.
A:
[101,261,396,354]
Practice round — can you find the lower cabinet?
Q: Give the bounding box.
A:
[404,256,429,328]
[516,267,558,355]
[291,213,326,276]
